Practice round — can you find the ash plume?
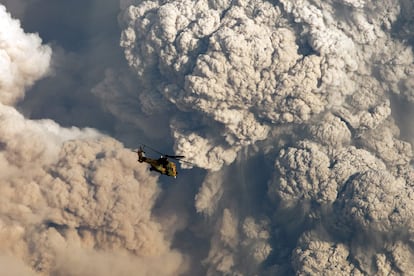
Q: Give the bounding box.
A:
[0,5,186,275]
[119,0,414,274]
[1,0,414,274]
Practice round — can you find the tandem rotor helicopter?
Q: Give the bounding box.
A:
[133,144,192,178]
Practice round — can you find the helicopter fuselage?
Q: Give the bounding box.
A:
[137,150,178,177]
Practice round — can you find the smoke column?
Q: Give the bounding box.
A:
[1,0,414,275]
[118,0,414,274]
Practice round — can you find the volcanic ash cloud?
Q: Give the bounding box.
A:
[118,0,414,274]
[0,5,186,275]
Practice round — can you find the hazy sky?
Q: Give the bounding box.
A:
[1,0,414,275]
[10,0,121,130]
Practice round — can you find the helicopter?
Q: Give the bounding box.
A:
[133,145,189,178]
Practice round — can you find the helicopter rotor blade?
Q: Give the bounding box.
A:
[140,144,164,156]
[165,155,185,159]
[140,144,186,159]
[178,159,196,166]
[137,143,195,166]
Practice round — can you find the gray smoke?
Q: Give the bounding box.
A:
[119,0,414,274]
[1,0,414,274]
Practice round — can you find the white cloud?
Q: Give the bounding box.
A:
[0,5,51,105]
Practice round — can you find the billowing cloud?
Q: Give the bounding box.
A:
[201,208,271,275]
[2,0,414,274]
[270,140,335,204]
[337,169,414,234]
[292,231,362,275]
[0,5,186,275]
[119,0,330,170]
[0,118,187,275]
[0,5,51,105]
[119,0,414,274]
